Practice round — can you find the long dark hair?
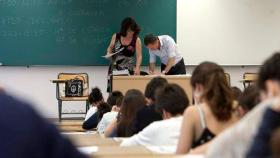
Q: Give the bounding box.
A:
[117,89,146,137]
[119,17,141,37]
[191,62,234,121]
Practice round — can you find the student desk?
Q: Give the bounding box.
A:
[55,120,86,132]
[64,133,119,147]
[112,75,193,103]
[64,133,205,158]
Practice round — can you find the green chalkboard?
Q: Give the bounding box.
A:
[0,0,176,66]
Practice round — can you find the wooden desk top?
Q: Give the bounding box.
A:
[59,96,88,101]
[113,75,191,80]
[51,79,68,83]
[64,133,119,147]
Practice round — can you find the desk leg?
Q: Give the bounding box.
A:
[86,100,89,112]
[58,100,62,122]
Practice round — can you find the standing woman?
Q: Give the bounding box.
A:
[106,17,142,92]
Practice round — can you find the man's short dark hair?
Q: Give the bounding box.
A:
[88,87,103,104]
[145,77,168,101]
[144,34,158,46]
[107,91,124,107]
[238,85,260,111]
[258,52,280,91]
[155,84,190,116]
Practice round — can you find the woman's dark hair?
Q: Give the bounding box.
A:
[145,77,168,102]
[107,91,124,107]
[88,87,103,104]
[238,85,260,112]
[191,61,234,121]
[155,84,189,116]
[144,34,158,46]
[258,52,280,91]
[117,89,146,137]
[119,17,140,37]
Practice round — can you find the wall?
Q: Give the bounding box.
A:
[177,0,280,65]
[0,65,259,118]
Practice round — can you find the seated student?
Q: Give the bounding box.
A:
[104,89,146,137]
[231,86,242,101]
[132,77,167,133]
[83,102,111,130]
[0,90,87,158]
[97,91,123,134]
[84,87,104,121]
[121,84,189,153]
[176,62,239,154]
[270,128,280,158]
[206,53,280,158]
[237,85,260,117]
[247,105,280,158]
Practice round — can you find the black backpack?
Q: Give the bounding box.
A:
[65,78,83,97]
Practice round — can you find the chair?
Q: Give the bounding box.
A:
[55,73,90,121]
[242,73,257,88]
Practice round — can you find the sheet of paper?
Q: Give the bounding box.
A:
[102,47,124,59]
[78,146,99,155]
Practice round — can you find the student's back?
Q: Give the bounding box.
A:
[0,91,87,158]
[133,77,167,133]
[176,62,239,154]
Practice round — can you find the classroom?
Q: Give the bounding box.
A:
[0,0,279,158]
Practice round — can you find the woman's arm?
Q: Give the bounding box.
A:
[82,112,100,130]
[134,37,142,75]
[106,34,116,54]
[176,106,196,154]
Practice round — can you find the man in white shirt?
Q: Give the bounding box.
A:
[144,34,186,75]
[121,84,190,153]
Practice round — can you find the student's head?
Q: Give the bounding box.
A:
[97,102,111,120]
[144,34,159,50]
[117,89,146,137]
[237,85,260,117]
[107,91,124,107]
[88,87,104,106]
[155,84,189,119]
[120,17,140,38]
[144,77,168,104]
[191,61,234,121]
[258,52,280,100]
[231,87,242,101]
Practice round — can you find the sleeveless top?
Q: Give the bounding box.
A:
[113,33,137,71]
[192,105,216,148]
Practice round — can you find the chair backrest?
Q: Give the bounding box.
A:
[243,73,258,81]
[57,73,89,98]
[224,73,231,86]
[243,73,257,88]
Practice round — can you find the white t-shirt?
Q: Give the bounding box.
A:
[84,106,97,121]
[120,116,183,153]
[149,35,183,65]
[206,99,274,158]
[97,111,118,134]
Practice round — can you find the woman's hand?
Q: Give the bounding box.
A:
[272,97,280,112]
[134,67,140,75]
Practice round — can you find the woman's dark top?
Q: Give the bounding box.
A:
[192,105,216,148]
[113,33,137,71]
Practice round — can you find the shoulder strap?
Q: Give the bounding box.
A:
[196,105,206,129]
